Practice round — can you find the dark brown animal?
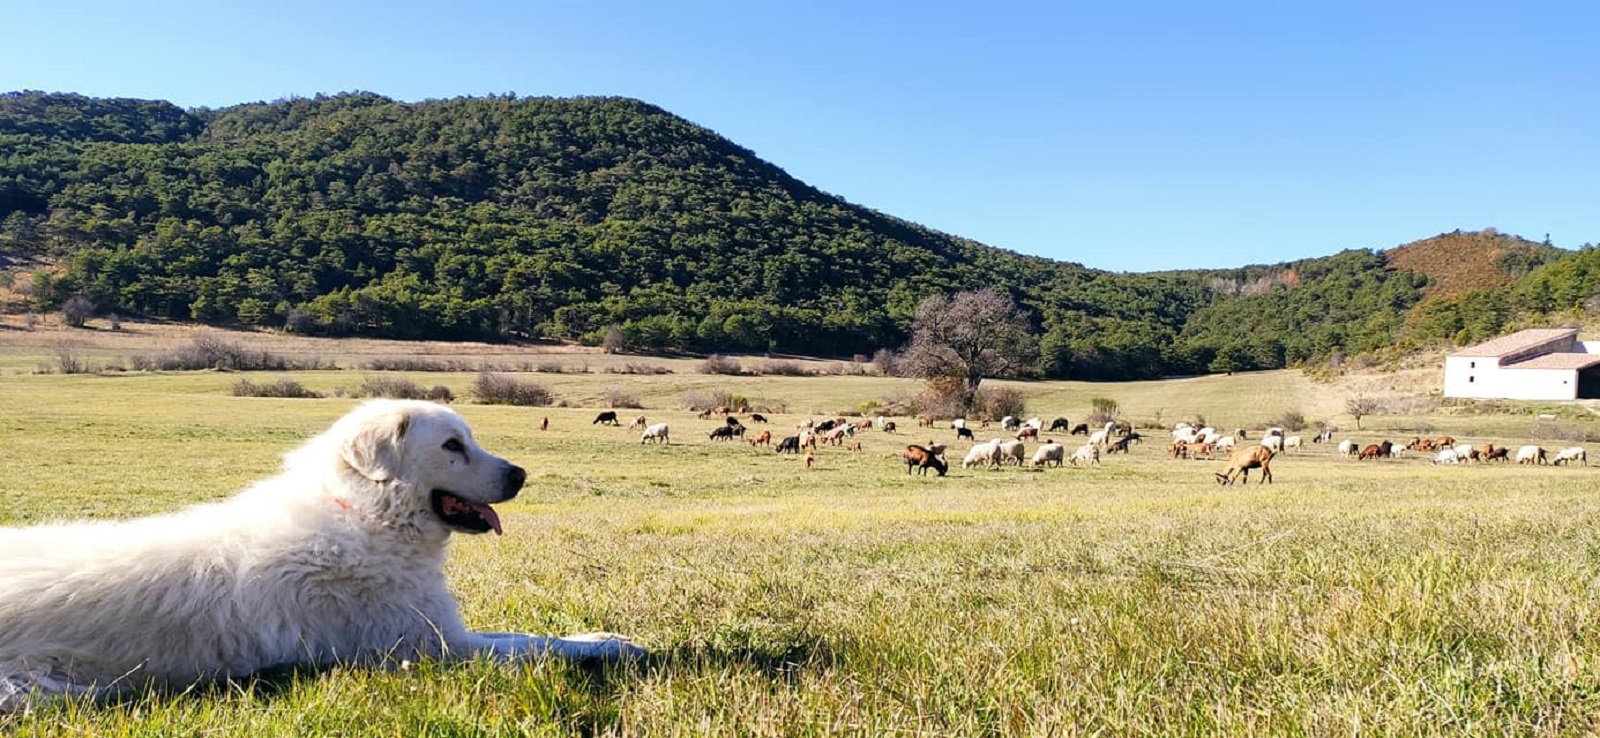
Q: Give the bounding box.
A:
[1016,427,1039,441]
[1070,423,1090,436]
[750,413,768,423]
[1358,444,1383,461]
[1168,441,1189,459]
[903,444,949,476]
[539,417,548,431]
[1215,445,1275,485]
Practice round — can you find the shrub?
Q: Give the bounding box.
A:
[975,386,1027,420]
[131,334,330,372]
[357,376,433,400]
[62,295,94,328]
[471,372,552,406]
[363,357,455,372]
[606,362,672,375]
[872,348,901,377]
[426,385,456,403]
[917,377,970,420]
[1267,410,1307,432]
[1087,397,1120,425]
[601,385,644,409]
[699,354,743,375]
[683,390,748,412]
[232,378,323,399]
[755,359,811,376]
[53,342,89,374]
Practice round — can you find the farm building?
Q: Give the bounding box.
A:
[1442,328,1600,400]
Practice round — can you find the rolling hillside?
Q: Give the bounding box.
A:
[0,91,1590,379]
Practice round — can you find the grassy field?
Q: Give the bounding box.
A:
[4,323,1600,735]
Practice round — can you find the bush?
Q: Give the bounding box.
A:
[357,376,434,401]
[1267,410,1307,432]
[363,357,458,372]
[601,385,644,409]
[683,389,748,412]
[606,362,672,375]
[53,342,89,374]
[1086,397,1120,425]
[755,359,811,376]
[471,372,552,406]
[62,295,94,328]
[232,378,323,399]
[699,354,744,375]
[426,385,456,403]
[131,334,331,372]
[975,386,1027,420]
[872,348,901,377]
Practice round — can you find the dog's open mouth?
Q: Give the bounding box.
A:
[430,490,503,535]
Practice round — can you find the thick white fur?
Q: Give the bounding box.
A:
[0,399,640,711]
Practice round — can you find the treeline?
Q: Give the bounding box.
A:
[0,91,1592,379]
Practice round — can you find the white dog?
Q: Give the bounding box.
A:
[0,399,642,711]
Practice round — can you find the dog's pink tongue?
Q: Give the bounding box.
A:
[472,502,503,535]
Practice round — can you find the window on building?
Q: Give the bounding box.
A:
[1470,361,1476,368]
[1468,376,1475,383]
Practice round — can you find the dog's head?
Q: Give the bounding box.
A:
[326,400,526,535]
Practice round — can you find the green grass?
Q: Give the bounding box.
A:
[4,362,1600,736]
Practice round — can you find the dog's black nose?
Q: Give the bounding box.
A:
[503,465,527,498]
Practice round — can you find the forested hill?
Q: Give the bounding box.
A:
[0,91,1590,379]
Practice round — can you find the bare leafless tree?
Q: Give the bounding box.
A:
[1346,394,1382,430]
[899,288,1039,413]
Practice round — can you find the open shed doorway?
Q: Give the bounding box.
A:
[1578,366,1600,399]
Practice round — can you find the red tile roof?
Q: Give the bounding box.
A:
[1504,353,1600,370]
[1450,328,1577,358]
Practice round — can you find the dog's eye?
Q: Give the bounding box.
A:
[443,439,465,454]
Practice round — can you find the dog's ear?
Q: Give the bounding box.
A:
[339,408,411,482]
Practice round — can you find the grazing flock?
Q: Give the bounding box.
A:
[577,406,1589,485]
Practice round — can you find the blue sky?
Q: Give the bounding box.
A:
[3,0,1595,272]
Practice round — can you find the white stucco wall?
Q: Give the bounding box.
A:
[1443,356,1577,400]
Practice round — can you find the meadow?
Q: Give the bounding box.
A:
[3,322,1600,736]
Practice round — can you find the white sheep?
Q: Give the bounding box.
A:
[998,439,1027,466]
[1431,448,1460,465]
[1453,442,1475,460]
[1261,435,1284,453]
[1516,445,1546,465]
[1283,435,1303,452]
[1000,416,1020,431]
[962,440,1003,469]
[1553,446,1587,466]
[640,422,670,445]
[1338,439,1357,459]
[1214,435,1237,451]
[1069,442,1100,467]
[1031,440,1065,467]
[951,418,966,431]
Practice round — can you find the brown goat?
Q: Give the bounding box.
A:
[1358,444,1384,460]
[748,430,772,448]
[1215,444,1275,485]
[904,444,949,476]
[1016,427,1039,441]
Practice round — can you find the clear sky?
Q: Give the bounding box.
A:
[3,0,1595,272]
